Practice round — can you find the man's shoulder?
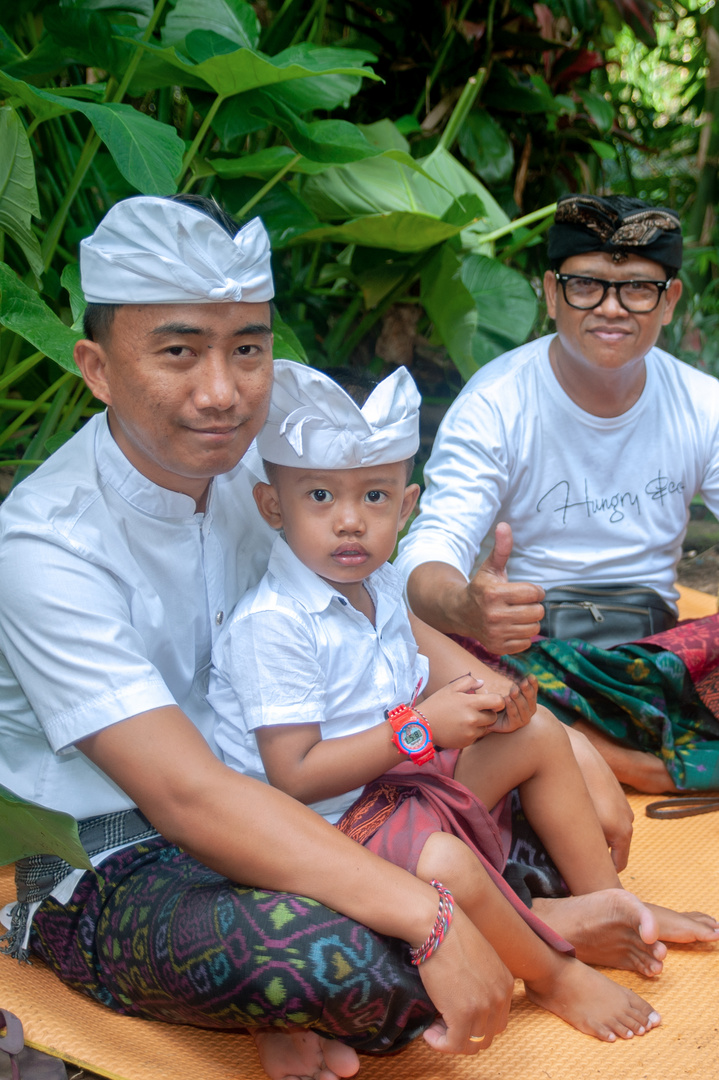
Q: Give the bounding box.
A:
[650,346,719,401]
[461,337,549,395]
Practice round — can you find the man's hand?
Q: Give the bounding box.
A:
[464,523,545,655]
[419,675,506,748]
[418,906,513,1053]
[486,674,538,735]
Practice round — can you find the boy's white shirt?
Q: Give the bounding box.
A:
[209,534,429,823]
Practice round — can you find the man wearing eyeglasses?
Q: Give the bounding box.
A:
[394,194,719,793]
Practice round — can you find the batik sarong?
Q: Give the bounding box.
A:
[29,836,434,1054]
[453,611,719,791]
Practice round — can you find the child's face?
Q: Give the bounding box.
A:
[253,462,420,601]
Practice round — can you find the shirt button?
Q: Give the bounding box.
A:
[215,611,224,626]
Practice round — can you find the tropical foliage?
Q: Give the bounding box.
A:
[0,0,715,484]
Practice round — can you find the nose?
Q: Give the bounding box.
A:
[334,499,365,535]
[595,283,628,316]
[194,353,238,411]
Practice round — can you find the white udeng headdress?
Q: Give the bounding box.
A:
[257,360,420,468]
[79,196,274,304]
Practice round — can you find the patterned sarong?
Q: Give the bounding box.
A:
[29,836,434,1053]
[453,612,719,791]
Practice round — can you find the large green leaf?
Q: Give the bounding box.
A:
[43,6,129,74]
[458,109,514,185]
[162,0,259,50]
[75,100,183,193]
[61,263,86,328]
[421,244,478,381]
[301,152,446,220]
[290,212,461,252]
[247,93,381,164]
[0,106,43,281]
[0,784,93,870]
[272,308,308,364]
[127,37,380,97]
[418,145,509,245]
[461,254,538,366]
[0,71,183,193]
[264,45,377,112]
[576,88,614,133]
[0,262,81,373]
[210,146,329,179]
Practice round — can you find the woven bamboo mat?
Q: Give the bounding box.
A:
[1,792,718,1080]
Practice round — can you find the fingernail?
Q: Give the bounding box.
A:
[649,1012,661,1024]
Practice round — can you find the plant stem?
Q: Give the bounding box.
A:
[438,72,484,151]
[480,202,557,246]
[110,0,171,104]
[0,351,45,395]
[412,0,474,119]
[179,95,226,184]
[41,131,101,272]
[0,372,75,450]
[235,153,302,218]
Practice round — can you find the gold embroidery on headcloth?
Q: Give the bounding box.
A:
[555,197,679,250]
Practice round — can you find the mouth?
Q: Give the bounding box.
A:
[331,544,369,566]
[586,324,633,340]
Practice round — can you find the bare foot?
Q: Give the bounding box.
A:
[526,957,661,1042]
[533,889,667,976]
[645,903,719,943]
[251,1029,360,1080]
[572,721,678,793]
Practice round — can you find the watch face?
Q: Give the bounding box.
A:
[399,721,430,753]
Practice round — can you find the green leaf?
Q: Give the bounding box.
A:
[351,247,420,309]
[461,254,538,365]
[62,0,154,22]
[75,101,183,193]
[127,37,380,97]
[418,145,509,245]
[162,0,259,50]
[272,308,308,363]
[358,119,410,153]
[291,212,461,252]
[43,6,128,74]
[0,783,93,870]
[0,106,43,282]
[301,152,445,220]
[0,262,81,373]
[247,94,380,164]
[0,70,71,126]
[587,137,617,159]
[421,244,478,381]
[457,109,514,185]
[61,263,86,328]
[576,88,614,132]
[210,146,328,179]
[264,46,377,112]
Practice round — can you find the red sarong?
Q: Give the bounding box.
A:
[337,748,573,955]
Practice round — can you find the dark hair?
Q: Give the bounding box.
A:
[263,365,416,482]
[82,195,265,342]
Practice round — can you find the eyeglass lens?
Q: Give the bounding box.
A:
[562,276,663,312]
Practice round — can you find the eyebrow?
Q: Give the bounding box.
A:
[150,321,272,337]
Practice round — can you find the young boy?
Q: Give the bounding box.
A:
[209,360,663,1045]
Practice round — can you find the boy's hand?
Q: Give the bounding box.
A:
[419,675,506,748]
[484,674,538,735]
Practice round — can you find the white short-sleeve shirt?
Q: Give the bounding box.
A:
[0,413,275,819]
[209,536,430,823]
[395,336,719,609]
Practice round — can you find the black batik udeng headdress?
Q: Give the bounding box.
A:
[547,194,682,271]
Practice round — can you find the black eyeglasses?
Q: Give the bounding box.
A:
[555,273,673,313]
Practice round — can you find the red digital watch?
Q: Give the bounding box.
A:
[386,703,435,765]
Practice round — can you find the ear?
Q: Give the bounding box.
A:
[253,481,283,530]
[74,339,113,406]
[661,276,683,325]
[543,269,558,320]
[398,483,420,530]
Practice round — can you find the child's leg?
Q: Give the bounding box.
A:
[454,708,620,895]
[417,831,660,1043]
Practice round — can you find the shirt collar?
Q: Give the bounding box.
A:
[94,410,245,519]
[267,534,402,616]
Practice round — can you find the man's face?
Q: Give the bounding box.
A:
[543,250,682,376]
[75,301,274,504]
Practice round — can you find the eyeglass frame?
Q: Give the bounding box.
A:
[554,272,674,313]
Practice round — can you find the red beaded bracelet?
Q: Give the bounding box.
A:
[409,880,455,966]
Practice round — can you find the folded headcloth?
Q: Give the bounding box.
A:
[257,360,421,469]
[80,196,274,304]
[548,194,682,271]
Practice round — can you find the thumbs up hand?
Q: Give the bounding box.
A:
[466,523,545,655]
